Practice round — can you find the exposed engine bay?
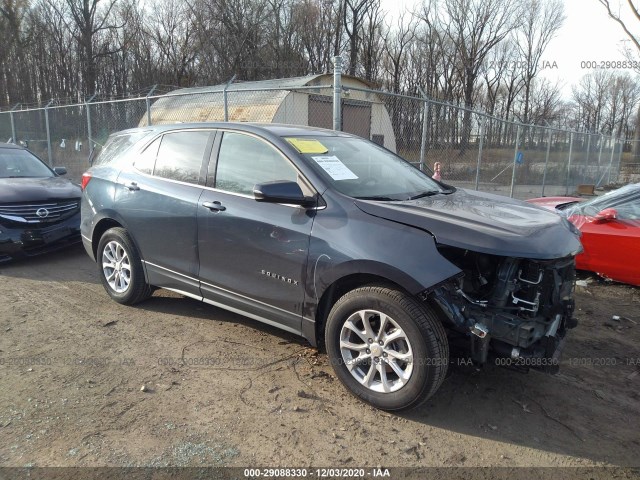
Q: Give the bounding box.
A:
[427,246,578,372]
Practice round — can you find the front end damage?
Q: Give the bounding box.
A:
[425,247,578,373]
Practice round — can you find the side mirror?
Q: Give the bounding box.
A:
[53,166,67,176]
[253,180,314,207]
[594,208,617,223]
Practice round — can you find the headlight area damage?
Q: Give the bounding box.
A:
[423,246,578,373]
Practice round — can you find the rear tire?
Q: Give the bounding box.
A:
[97,227,151,305]
[325,284,449,411]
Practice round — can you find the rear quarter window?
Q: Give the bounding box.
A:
[91,132,149,166]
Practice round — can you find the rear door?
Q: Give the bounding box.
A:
[197,130,316,333]
[115,129,214,295]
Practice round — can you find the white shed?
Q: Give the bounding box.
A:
[142,74,397,152]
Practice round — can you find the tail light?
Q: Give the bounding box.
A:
[81,172,92,190]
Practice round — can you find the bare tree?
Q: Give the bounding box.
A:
[342,0,378,75]
[192,0,270,82]
[480,40,514,115]
[412,8,459,101]
[293,0,336,74]
[514,0,564,124]
[147,0,199,86]
[527,78,562,125]
[597,0,640,51]
[47,0,128,95]
[359,0,384,81]
[596,0,640,155]
[0,0,33,104]
[571,71,614,132]
[382,12,416,92]
[420,0,522,148]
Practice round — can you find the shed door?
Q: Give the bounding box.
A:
[308,96,372,140]
[342,100,371,139]
[308,96,333,130]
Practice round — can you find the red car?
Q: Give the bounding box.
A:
[527,183,640,287]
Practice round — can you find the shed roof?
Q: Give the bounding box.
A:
[164,74,374,94]
[144,74,376,125]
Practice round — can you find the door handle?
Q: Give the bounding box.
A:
[125,182,140,191]
[202,201,226,212]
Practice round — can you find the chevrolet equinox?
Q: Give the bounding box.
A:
[81,123,582,410]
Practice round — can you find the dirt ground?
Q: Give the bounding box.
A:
[1,244,639,475]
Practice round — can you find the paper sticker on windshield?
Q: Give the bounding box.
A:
[286,138,329,154]
[311,155,358,180]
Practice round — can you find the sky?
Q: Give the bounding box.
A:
[378,0,638,99]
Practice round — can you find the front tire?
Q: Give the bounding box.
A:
[97,227,151,305]
[325,285,449,411]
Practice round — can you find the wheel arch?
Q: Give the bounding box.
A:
[91,217,124,259]
[313,270,415,351]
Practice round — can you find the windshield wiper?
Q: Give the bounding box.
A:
[408,190,440,200]
[355,195,396,201]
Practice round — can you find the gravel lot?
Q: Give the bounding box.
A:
[0,244,639,476]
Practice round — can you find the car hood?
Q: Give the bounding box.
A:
[354,188,582,259]
[0,177,81,203]
[526,196,582,211]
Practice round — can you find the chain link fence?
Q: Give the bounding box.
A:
[0,74,625,200]
[356,86,625,199]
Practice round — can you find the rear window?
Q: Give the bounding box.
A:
[91,132,149,166]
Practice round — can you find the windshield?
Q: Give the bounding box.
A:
[0,148,54,178]
[565,183,640,217]
[286,136,449,200]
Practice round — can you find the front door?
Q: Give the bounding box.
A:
[197,131,316,334]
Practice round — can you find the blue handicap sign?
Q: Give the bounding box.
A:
[516,151,524,165]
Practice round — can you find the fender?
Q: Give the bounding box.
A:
[302,196,462,331]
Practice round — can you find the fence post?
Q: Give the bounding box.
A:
[223,75,236,122]
[44,100,54,166]
[596,137,615,187]
[541,127,553,197]
[597,135,604,184]
[475,114,486,190]
[614,137,623,183]
[583,133,592,184]
[565,132,574,195]
[333,56,343,131]
[608,138,616,185]
[85,94,97,158]
[146,84,158,126]
[9,104,19,143]
[510,125,521,198]
[418,87,429,171]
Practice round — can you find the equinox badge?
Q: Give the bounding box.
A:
[261,270,299,286]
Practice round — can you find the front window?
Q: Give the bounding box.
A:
[0,148,54,178]
[286,136,447,200]
[214,132,300,195]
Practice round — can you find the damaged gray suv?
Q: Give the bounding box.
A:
[81,123,581,411]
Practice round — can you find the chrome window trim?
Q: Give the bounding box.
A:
[125,126,325,208]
